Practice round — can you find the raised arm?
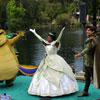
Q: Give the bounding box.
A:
[56,27,65,42]
[30,29,43,41]
[29,29,48,45]
[54,27,65,47]
[9,31,24,45]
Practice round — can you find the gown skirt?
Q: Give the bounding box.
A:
[28,54,79,97]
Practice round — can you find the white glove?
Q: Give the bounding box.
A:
[29,28,43,41]
[56,27,65,42]
[29,29,36,34]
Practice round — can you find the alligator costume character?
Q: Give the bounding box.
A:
[0,29,24,86]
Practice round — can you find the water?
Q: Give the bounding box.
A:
[16,27,84,73]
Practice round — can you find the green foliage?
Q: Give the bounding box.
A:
[56,13,71,26]
[67,3,77,14]
[74,22,81,27]
[0,0,99,30]
[22,0,39,27]
[6,0,26,32]
[0,0,9,29]
[45,2,62,20]
[40,11,50,24]
[97,0,100,9]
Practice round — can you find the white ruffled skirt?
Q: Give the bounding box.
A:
[28,54,78,97]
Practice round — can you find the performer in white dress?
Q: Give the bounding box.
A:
[28,27,78,97]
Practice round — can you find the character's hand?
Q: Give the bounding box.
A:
[74,52,82,58]
[62,27,65,30]
[61,27,65,33]
[19,31,24,37]
[29,29,36,34]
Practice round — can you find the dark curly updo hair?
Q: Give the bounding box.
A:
[48,32,57,41]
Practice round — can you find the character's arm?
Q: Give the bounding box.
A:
[56,27,65,42]
[81,39,96,55]
[86,14,89,24]
[29,29,48,46]
[55,27,65,47]
[75,39,96,58]
[9,31,24,45]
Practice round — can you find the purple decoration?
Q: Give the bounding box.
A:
[19,66,37,75]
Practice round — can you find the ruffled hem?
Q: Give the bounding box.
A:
[28,74,79,97]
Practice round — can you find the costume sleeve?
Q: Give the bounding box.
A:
[56,27,65,42]
[30,29,48,46]
[30,29,43,42]
[81,39,96,55]
[9,34,22,45]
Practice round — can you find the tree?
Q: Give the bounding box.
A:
[47,2,62,19]
[56,13,71,26]
[40,11,50,24]
[67,3,77,14]
[6,0,26,32]
[0,0,9,29]
[1,0,99,29]
[18,0,39,28]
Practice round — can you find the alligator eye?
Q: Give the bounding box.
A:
[0,32,3,35]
